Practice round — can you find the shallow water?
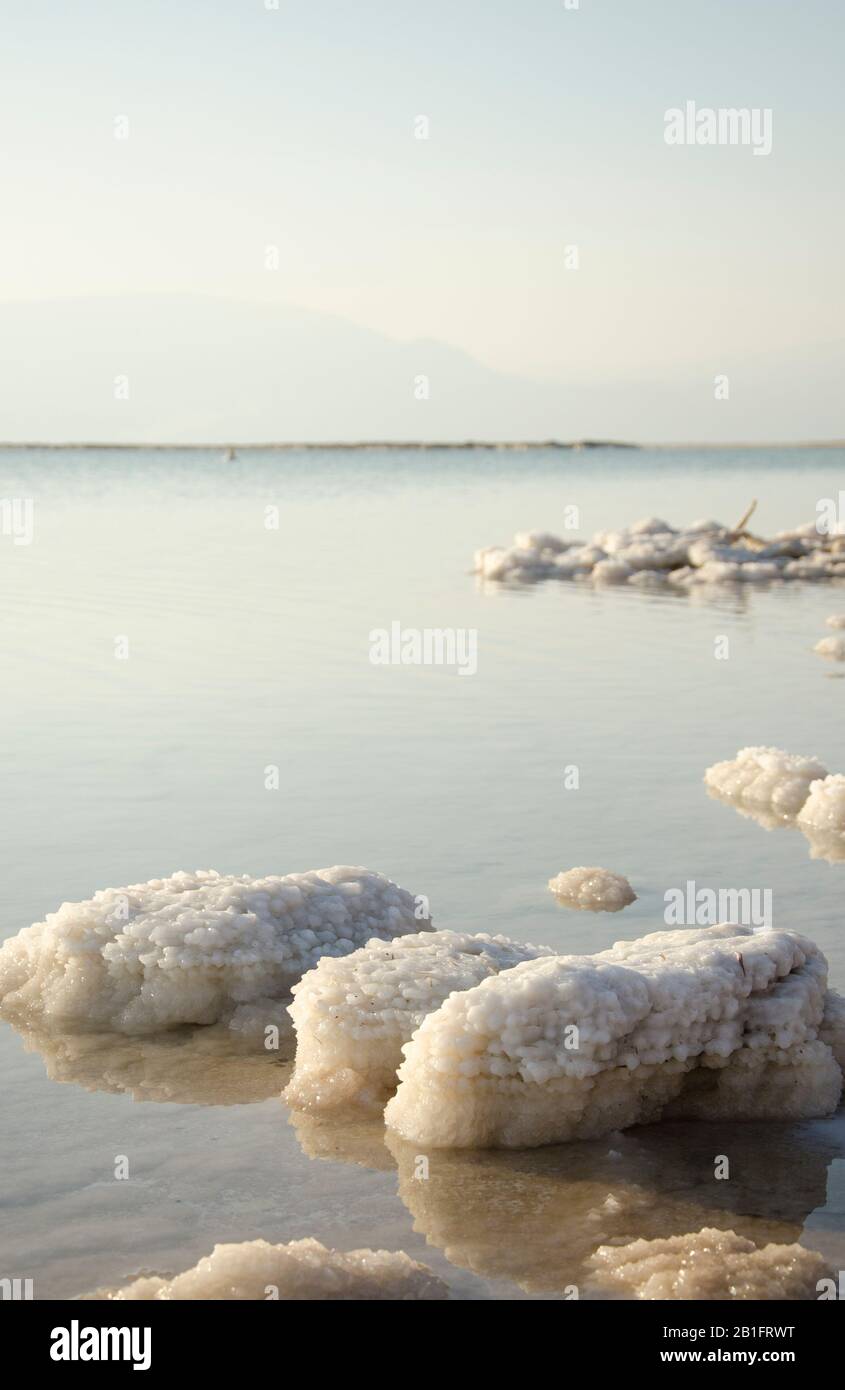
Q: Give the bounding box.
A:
[1,444,844,1299]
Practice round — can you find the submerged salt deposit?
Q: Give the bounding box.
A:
[83,1238,446,1301]
[285,929,554,1111]
[473,515,845,591]
[704,746,828,818]
[0,866,429,1034]
[588,1228,830,1300]
[384,924,843,1150]
[814,635,845,660]
[548,866,636,913]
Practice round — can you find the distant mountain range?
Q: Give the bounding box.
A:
[0,294,841,444]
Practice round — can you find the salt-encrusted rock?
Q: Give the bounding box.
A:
[82,1238,447,1301]
[0,866,430,1034]
[588,1228,831,1300]
[384,925,842,1150]
[284,930,554,1112]
[704,746,828,818]
[797,774,845,838]
[548,867,636,913]
[821,989,845,1070]
[814,635,845,660]
[826,614,845,629]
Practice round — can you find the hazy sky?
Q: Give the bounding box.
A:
[1,0,842,435]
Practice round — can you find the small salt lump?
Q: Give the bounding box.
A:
[0,866,430,1035]
[82,1238,446,1301]
[385,924,843,1150]
[588,1228,830,1300]
[704,746,828,818]
[826,614,845,628]
[548,866,636,913]
[814,635,845,660]
[797,775,845,837]
[284,929,555,1112]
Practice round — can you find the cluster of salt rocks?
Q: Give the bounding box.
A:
[474,517,845,590]
[705,746,845,859]
[286,922,845,1152]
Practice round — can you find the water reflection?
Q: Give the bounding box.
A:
[4,1019,292,1105]
[289,1105,843,1295]
[706,786,845,864]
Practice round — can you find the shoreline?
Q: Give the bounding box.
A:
[0,439,843,453]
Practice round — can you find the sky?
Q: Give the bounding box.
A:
[0,0,842,439]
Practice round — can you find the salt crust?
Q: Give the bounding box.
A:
[704,746,828,818]
[588,1227,830,1300]
[385,924,843,1149]
[82,1238,447,1301]
[284,929,554,1111]
[0,867,429,1034]
[548,866,636,912]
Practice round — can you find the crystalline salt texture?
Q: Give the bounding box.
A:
[0,866,430,1034]
[284,929,554,1112]
[385,925,843,1150]
[82,1237,447,1301]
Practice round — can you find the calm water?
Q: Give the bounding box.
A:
[1,445,844,1299]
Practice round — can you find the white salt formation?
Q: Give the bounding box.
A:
[706,747,845,862]
[821,989,845,1070]
[384,924,843,1150]
[814,635,845,659]
[588,1228,830,1300]
[704,746,828,818]
[0,866,429,1034]
[285,929,554,1111]
[473,515,845,591]
[548,866,636,913]
[83,1238,446,1301]
[797,774,845,838]
[826,614,845,628]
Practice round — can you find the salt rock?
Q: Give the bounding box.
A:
[82,1237,446,1301]
[384,924,842,1150]
[284,929,555,1111]
[588,1228,830,1300]
[548,867,636,913]
[826,614,845,629]
[797,775,845,836]
[0,866,429,1034]
[704,746,828,818]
